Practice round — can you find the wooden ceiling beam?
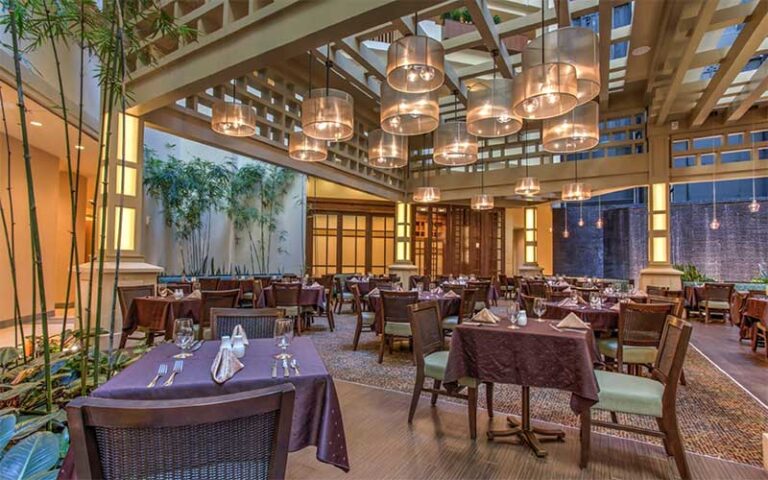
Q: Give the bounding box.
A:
[463,0,515,78]
[656,0,719,126]
[690,0,768,126]
[314,46,381,99]
[555,0,571,27]
[598,0,612,106]
[727,57,768,121]
[338,36,387,82]
[644,0,685,104]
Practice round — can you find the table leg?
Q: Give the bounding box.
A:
[487,386,565,457]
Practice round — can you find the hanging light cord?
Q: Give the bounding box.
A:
[712,140,717,216]
[232,80,236,103]
[308,50,312,98]
[540,2,545,66]
[325,43,332,96]
[752,123,757,200]
[481,139,486,194]
[522,124,529,176]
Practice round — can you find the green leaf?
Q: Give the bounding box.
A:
[25,470,60,480]
[12,410,65,441]
[0,414,17,452]
[0,431,59,480]
[0,347,21,368]
[0,383,39,402]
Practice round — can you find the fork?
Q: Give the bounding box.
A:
[163,360,184,386]
[147,364,168,388]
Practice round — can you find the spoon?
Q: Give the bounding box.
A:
[290,358,301,375]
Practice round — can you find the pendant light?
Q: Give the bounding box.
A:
[542,101,599,153]
[577,201,585,227]
[381,83,439,135]
[514,125,541,196]
[710,145,720,230]
[290,52,328,162]
[467,50,522,137]
[413,133,441,203]
[561,146,592,201]
[471,141,494,210]
[211,79,257,137]
[434,91,478,166]
[562,203,570,238]
[749,126,760,212]
[595,195,604,229]
[368,129,407,168]
[302,45,354,142]
[386,11,445,93]
[513,7,578,120]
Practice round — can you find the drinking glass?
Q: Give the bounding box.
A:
[273,317,294,360]
[589,292,600,309]
[533,297,546,322]
[507,302,520,329]
[173,318,195,359]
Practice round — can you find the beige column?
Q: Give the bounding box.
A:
[518,206,544,277]
[388,201,418,286]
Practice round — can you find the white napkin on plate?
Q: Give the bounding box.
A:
[472,308,500,324]
[610,303,621,311]
[557,312,590,329]
[158,287,170,297]
[558,298,577,307]
[431,287,444,295]
[443,290,459,298]
[368,287,380,296]
[311,282,322,288]
[210,347,244,384]
[188,289,201,299]
[232,324,249,345]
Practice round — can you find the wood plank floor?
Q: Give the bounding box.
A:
[689,321,768,405]
[287,380,767,480]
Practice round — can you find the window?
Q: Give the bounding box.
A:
[727,133,743,145]
[751,130,768,143]
[573,12,599,33]
[721,150,751,163]
[759,148,768,160]
[692,135,721,149]
[701,153,716,165]
[604,116,632,129]
[700,64,720,81]
[672,140,689,152]
[607,146,633,156]
[613,3,632,28]
[673,156,695,168]
[610,41,628,60]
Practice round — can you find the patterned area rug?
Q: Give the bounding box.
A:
[304,306,768,467]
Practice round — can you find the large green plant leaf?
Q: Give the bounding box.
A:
[0,414,17,452]
[0,431,59,479]
[0,347,20,368]
[13,410,65,441]
[24,470,59,480]
[0,383,39,402]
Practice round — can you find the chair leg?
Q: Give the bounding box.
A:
[579,410,591,469]
[431,379,441,406]
[485,382,494,418]
[656,417,673,456]
[352,319,362,351]
[378,333,386,363]
[663,413,691,480]
[408,376,423,424]
[610,411,619,424]
[328,308,335,332]
[679,368,687,386]
[468,386,478,440]
[705,306,711,324]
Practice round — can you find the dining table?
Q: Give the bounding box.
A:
[367,290,461,333]
[440,282,500,304]
[444,309,601,457]
[122,295,202,341]
[744,296,768,347]
[258,284,327,311]
[64,337,349,475]
[542,300,619,332]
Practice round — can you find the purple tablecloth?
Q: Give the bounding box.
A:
[346,279,371,295]
[441,282,499,304]
[89,338,349,472]
[543,301,618,332]
[123,296,201,340]
[444,315,600,414]
[368,292,460,333]
[259,285,327,310]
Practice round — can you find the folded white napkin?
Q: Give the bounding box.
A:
[443,290,459,298]
[158,288,170,297]
[431,287,444,295]
[472,308,500,324]
[562,287,572,293]
[188,289,201,299]
[232,324,249,345]
[557,312,590,329]
[610,303,621,311]
[310,282,321,288]
[368,287,380,296]
[558,298,577,307]
[211,347,244,384]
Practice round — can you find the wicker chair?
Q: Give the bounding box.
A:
[117,285,157,347]
[468,281,491,311]
[525,280,550,298]
[699,282,734,324]
[269,283,303,335]
[407,301,493,440]
[371,278,394,291]
[211,308,284,340]
[441,288,476,334]
[581,316,693,479]
[350,284,376,351]
[199,277,220,291]
[378,291,419,364]
[647,295,685,318]
[164,282,193,295]
[199,290,240,339]
[598,302,675,376]
[67,385,295,480]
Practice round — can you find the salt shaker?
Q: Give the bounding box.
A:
[220,335,232,351]
[518,310,528,327]
[232,334,246,359]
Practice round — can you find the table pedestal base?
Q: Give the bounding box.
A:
[486,386,565,457]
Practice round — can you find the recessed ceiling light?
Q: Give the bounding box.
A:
[30,120,43,127]
[632,46,651,56]
[75,145,85,150]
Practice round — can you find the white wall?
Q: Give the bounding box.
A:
[142,128,306,275]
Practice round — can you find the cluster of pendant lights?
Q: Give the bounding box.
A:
[267,9,601,206]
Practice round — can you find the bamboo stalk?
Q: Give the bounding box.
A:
[8,1,53,412]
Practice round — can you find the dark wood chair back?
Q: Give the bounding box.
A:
[271,283,301,308]
[334,276,347,296]
[526,280,549,298]
[66,385,295,480]
[200,290,240,329]
[117,285,155,320]
[548,290,570,301]
[459,288,477,321]
[664,289,684,299]
[199,277,220,291]
[282,274,299,283]
[371,278,394,291]
[211,308,284,340]
[619,302,675,348]
[647,295,685,318]
[520,293,537,314]
[409,301,444,372]
[409,275,430,290]
[381,291,419,326]
[653,316,693,402]
[164,282,193,295]
[646,285,668,297]
[217,278,240,291]
[468,281,490,307]
[319,274,335,291]
[498,274,508,287]
[443,284,464,295]
[350,284,365,320]
[703,282,734,303]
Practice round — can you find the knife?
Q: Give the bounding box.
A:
[282,359,290,378]
[271,360,278,378]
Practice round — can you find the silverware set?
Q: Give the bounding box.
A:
[272,358,301,378]
[164,360,184,386]
[147,360,184,388]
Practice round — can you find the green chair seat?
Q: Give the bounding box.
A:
[281,306,300,317]
[361,311,376,326]
[593,370,664,418]
[241,292,254,300]
[597,338,658,365]
[441,315,460,330]
[340,292,353,301]
[384,321,412,337]
[700,300,729,310]
[423,351,476,387]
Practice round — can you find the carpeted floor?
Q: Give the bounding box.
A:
[304,305,768,467]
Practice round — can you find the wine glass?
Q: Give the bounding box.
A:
[589,292,600,309]
[507,302,520,329]
[173,318,195,359]
[273,317,294,360]
[533,297,546,322]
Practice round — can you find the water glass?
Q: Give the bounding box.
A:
[507,302,520,329]
[273,317,294,360]
[589,292,600,309]
[173,318,195,359]
[533,297,546,322]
